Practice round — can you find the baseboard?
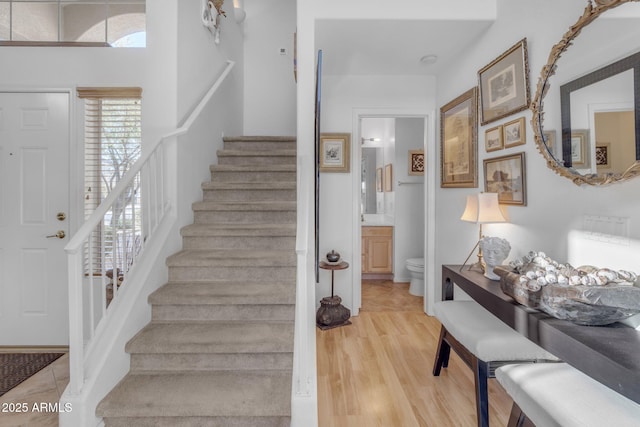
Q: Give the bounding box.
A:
[0,346,69,353]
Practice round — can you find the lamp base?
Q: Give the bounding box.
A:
[466,260,485,273]
[460,240,486,274]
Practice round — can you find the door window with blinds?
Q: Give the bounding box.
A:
[78,87,142,278]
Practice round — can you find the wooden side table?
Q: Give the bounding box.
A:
[316,260,352,330]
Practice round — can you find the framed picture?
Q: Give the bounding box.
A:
[319,133,350,172]
[571,129,589,167]
[596,143,611,168]
[483,152,527,206]
[408,149,424,175]
[384,164,393,192]
[440,87,478,188]
[485,125,503,152]
[503,117,526,148]
[478,38,530,125]
[376,167,383,192]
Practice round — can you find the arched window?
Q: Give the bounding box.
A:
[112,31,146,48]
[0,1,145,47]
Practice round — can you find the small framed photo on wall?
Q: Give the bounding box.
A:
[503,117,526,148]
[384,164,393,192]
[319,133,351,172]
[408,149,424,175]
[483,152,527,206]
[485,125,503,152]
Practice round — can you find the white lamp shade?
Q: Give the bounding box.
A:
[460,193,507,224]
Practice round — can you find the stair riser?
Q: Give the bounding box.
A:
[210,170,296,183]
[194,211,296,224]
[151,304,295,321]
[130,352,293,373]
[218,156,296,166]
[168,266,296,282]
[202,189,296,202]
[182,236,295,250]
[224,140,296,151]
[104,416,292,427]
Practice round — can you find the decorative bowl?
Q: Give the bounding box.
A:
[494,265,640,326]
[326,250,341,263]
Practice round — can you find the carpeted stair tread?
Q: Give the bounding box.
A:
[181,223,295,237]
[149,282,295,305]
[97,370,292,418]
[210,164,296,172]
[223,136,296,142]
[166,249,296,267]
[202,181,295,190]
[192,201,296,211]
[217,149,296,157]
[125,321,294,354]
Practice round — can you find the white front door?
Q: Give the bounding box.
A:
[0,92,70,346]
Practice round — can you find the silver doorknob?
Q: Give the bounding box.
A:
[46,230,66,239]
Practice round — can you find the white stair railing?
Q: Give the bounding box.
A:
[64,60,235,396]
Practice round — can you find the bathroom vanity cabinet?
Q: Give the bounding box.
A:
[362,226,393,275]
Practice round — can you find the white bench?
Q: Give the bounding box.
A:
[433,300,558,427]
[496,362,640,427]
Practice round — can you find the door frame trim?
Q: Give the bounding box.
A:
[351,108,437,316]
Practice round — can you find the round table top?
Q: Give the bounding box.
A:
[319,260,349,270]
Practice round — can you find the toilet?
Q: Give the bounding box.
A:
[406,257,424,296]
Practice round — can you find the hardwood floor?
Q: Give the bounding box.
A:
[316,280,512,427]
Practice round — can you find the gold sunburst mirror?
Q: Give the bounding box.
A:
[531,0,640,185]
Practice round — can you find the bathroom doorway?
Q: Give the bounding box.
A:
[351,110,436,316]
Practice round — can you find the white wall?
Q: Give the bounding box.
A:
[243,0,297,135]
[177,0,244,124]
[394,117,425,282]
[433,0,640,307]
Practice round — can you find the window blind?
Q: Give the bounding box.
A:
[78,87,142,275]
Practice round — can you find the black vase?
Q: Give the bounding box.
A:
[326,250,340,262]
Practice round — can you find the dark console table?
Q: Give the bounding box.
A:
[442,264,640,405]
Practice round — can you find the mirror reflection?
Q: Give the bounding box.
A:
[361,147,382,214]
[360,117,394,215]
[560,53,639,175]
[534,1,640,185]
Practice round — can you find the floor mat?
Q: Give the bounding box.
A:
[0,353,65,397]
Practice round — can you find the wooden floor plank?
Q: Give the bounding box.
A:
[317,280,512,427]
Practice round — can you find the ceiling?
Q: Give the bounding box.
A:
[315,19,494,76]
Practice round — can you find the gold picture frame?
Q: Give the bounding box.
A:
[485,125,503,152]
[408,149,424,176]
[319,133,351,172]
[503,116,526,148]
[384,164,393,192]
[440,87,478,188]
[478,38,530,125]
[483,152,527,206]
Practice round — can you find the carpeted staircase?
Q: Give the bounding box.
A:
[96,136,297,427]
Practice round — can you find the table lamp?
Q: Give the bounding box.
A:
[460,192,507,272]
